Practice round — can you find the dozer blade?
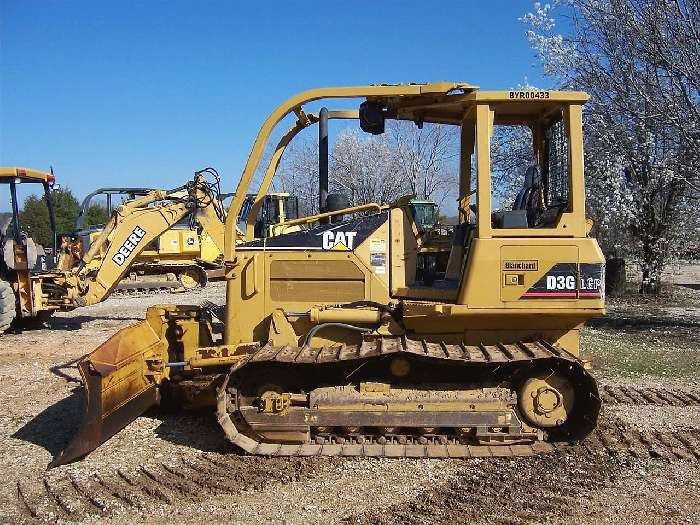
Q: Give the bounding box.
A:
[50,319,166,468]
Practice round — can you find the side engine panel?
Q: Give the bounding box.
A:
[232,212,392,344]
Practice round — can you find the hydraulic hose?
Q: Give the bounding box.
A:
[301,322,371,348]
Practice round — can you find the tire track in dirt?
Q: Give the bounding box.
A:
[347,414,700,525]
[599,385,700,406]
[582,415,700,460]
[346,451,613,525]
[14,453,340,523]
[13,412,700,523]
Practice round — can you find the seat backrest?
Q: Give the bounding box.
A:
[445,223,475,280]
[512,165,539,211]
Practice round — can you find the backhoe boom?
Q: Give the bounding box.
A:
[35,173,226,311]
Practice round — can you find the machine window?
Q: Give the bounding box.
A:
[489,108,571,229]
[490,125,536,213]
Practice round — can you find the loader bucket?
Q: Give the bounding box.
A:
[50,319,166,468]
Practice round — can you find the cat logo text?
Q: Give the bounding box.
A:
[322,230,357,251]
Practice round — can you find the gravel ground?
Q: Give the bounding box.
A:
[1,281,699,524]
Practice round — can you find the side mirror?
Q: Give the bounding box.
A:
[359,101,385,135]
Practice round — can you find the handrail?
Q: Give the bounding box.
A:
[222,83,471,259]
[270,203,382,229]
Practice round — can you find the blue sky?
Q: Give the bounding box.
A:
[1,0,545,199]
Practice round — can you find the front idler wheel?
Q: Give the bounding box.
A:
[178,266,207,290]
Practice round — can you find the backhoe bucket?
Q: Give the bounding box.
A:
[50,319,167,468]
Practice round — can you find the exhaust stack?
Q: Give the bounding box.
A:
[317,107,350,223]
[319,107,329,218]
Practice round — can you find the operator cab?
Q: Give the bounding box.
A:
[237,193,300,238]
[0,167,58,273]
[386,94,586,302]
[409,199,439,231]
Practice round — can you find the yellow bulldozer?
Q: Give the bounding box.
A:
[52,82,606,467]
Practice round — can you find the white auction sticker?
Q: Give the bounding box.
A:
[369,239,386,252]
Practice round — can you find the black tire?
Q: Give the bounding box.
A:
[0,279,17,334]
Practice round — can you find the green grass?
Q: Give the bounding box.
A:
[582,326,700,379]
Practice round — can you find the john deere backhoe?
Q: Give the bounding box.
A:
[67,185,301,291]
[52,83,606,467]
[0,169,227,332]
[68,183,224,292]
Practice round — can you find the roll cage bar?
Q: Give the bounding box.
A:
[76,188,154,230]
[224,83,589,260]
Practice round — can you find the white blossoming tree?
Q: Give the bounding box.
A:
[523,0,700,293]
[277,123,459,216]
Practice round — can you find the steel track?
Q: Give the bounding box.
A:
[217,338,600,458]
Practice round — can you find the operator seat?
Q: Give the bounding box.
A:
[492,165,542,229]
[513,165,539,211]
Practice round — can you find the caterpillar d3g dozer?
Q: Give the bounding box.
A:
[52,83,606,467]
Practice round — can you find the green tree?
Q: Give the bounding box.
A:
[19,189,80,247]
[81,204,109,228]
